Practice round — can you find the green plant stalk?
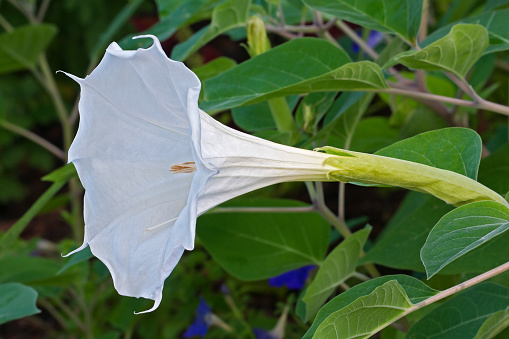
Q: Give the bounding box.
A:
[320,146,508,208]
[0,180,65,259]
[267,96,300,142]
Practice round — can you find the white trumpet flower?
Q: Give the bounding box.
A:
[62,36,336,312]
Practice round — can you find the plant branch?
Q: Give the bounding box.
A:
[0,120,65,159]
[382,86,509,117]
[210,206,316,214]
[0,13,14,32]
[336,20,378,60]
[37,0,51,22]
[410,260,509,312]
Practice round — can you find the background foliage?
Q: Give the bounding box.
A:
[2,0,509,338]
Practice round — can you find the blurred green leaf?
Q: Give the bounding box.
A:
[303,0,422,41]
[395,24,489,79]
[197,199,329,280]
[0,180,65,259]
[474,306,509,339]
[58,247,93,275]
[375,128,482,179]
[41,163,77,183]
[478,143,509,196]
[421,201,509,278]
[90,0,143,61]
[360,192,452,271]
[301,227,370,321]
[232,101,276,132]
[192,57,237,81]
[171,0,250,61]
[0,24,57,74]
[119,0,216,49]
[303,275,438,338]
[406,283,509,339]
[0,282,40,325]
[423,9,509,54]
[202,39,390,111]
[346,117,400,153]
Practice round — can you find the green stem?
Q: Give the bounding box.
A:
[267,97,299,142]
[0,13,14,32]
[0,119,65,159]
[38,54,72,150]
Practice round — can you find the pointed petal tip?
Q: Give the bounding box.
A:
[62,242,88,257]
[57,70,84,84]
[134,291,162,315]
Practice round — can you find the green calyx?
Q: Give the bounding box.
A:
[318,146,508,207]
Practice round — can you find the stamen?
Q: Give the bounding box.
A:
[170,161,197,174]
[146,217,178,231]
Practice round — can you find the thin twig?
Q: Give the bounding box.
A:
[0,13,14,32]
[210,206,316,214]
[336,20,378,60]
[0,120,66,159]
[410,260,509,311]
[37,0,51,22]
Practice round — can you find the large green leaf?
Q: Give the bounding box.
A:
[171,0,250,61]
[421,201,509,278]
[303,0,422,42]
[423,8,509,54]
[0,24,57,74]
[474,306,509,339]
[0,283,40,325]
[313,280,413,338]
[197,199,329,280]
[344,117,400,153]
[360,192,452,271]
[375,128,482,180]
[395,24,489,79]
[406,283,509,339]
[201,38,388,111]
[303,275,438,338]
[301,227,370,321]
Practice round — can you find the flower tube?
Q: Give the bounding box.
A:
[62,36,336,312]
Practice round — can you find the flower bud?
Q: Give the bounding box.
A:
[247,15,271,57]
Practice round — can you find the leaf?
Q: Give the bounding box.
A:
[301,227,371,321]
[345,117,400,153]
[201,38,388,111]
[0,283,40,325]
[232,101,276,132]
[478,143,509,196]
[89,0,143,61]
[313,280,413,339]
[406,283,509,339]
[303,0,422,42]
[58,246,93,275]
[0,181,65,259]
[375,128,482,180]
[395,24,489,79]
[192,57,237,81]
[197,199,329,280]
[423,9,509,55]
[303,275,438,338]
[119,0,215,50]
[421,201,509,278]
[360,192,452,271]
[308,92,372,149]
[41,163,78,183]
[0,24,57,74]
[170,0,250,61]
[474,306,509,339]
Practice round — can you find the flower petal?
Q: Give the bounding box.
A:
[65,36,202,307]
